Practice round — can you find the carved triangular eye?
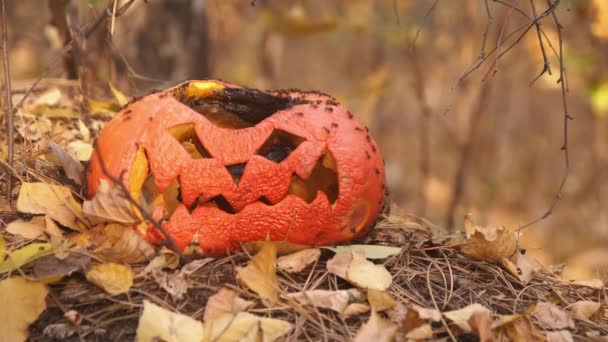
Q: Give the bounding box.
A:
[256,130,305,163]
[225,163,246,186]
[167,124,211,159]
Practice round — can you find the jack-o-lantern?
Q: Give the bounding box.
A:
[87,80,386,255]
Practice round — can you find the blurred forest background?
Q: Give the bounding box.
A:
[4,0,608,279]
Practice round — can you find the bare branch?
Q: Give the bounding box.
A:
[1,0,13,204]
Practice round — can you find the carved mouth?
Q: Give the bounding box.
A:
[135,91,339,216]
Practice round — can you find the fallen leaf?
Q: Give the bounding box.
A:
[203,312,292,342]
[501,250,542,284]
[0,277,48,342]
[353,310,398,342]
[326,251,354,279]
[532,302,575,330]
[343,303,371,318]
[386,302,408,322]
[66,140,93,162]
[468,310,494,342]
[86,262,133,295]
[236,242,278,301]
[244,240,311,256]
[367,289,396,312]
[108,82,129,106]
[71,223,155,264]
[64,310,83,326]
[0,235,5,261]
[277,248,320,273]
[33,87,61,106]
[143,247,180,274]
[405,323,433,340]
[567,301,601,319]
[47,139,85,185]
[285,289,360,313]
[443,303,492,332]
[346,252,392,290]
[411,304,442,322]
[44,215,64,239]
[570,278,604,289]
[32,251,90,283]
[152,258,214,300]
[6,217,45,239]
[82,180,141,225]
[461,214,516,262]
[503,314,545,342]
[17,182,85,231]
[86,97,120,114]
[0,242,52,273]
[136,300,204,342]
[324,245,401,259]
[546,330,574,342]
[204,288,254,320]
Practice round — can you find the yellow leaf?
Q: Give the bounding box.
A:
[27,105,76,118]
[86,97,121,114]
[108,82,129,106]
[367,289,396,312]
[136,300,204,342]
[203,312,292,342]
[346,252,392,290]
[236,242,278,301]
[0,277,48,342]
[17,182,85,231]
[85,262,133,295]
[443,303,492,333]
[324,245,401,259]
[260,6,336,37]
[285,289,360,313]
[0,243,52,273]
[589,82,608,117]
[277,248,320,273]
[0,235,5,261]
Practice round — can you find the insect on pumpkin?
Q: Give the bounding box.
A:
[87,80,387,255]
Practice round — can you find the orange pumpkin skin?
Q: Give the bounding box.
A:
[87,80,386,255]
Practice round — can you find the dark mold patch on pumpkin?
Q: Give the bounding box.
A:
[171,82,294,129]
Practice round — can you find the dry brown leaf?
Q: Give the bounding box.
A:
[501,250,542,284]
[203,312,292,342]
[461,214,516,262]
[277,248,320,273]
[236,242,278,301]
[66,140,93,162]
[386,302,408,323]
[85,262,133,295]
[367,289,396,312]
[503,314,546,342]
[47,139,85,185]
[411,304,442,322]
[343,303,371,318]
[469,310,494,342]
[70,223,155,264]
[546,330,574,342]
[31,251,90,282]
[142,247,180,274]
[443,303,492,332]
[44,215,64,239]
[152,259,213,300]
[405,323,433,340]
[324,245,401,259]
[532,302,575,330]
[244,240,311,256]
[6,217,45,240]
[136,300,204,342]
[567,300,601,320]
[17,182,85,231]
[347,252,392,290]
[570,278,605,289]
[204,288,253,321]
[353,310,398,342]
[82,179,141,225]
[326,251,355,279]
[285,289,359,313]
[0,277,48,342]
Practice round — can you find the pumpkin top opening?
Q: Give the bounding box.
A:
[170,81,294,129]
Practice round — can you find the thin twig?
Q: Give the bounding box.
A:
[528,0,552,85]
[518,0,570,231]
[1,0,13,204]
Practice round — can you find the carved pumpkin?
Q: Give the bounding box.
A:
[87,80,386,255]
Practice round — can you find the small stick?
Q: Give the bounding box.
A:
[1,0,14,204]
